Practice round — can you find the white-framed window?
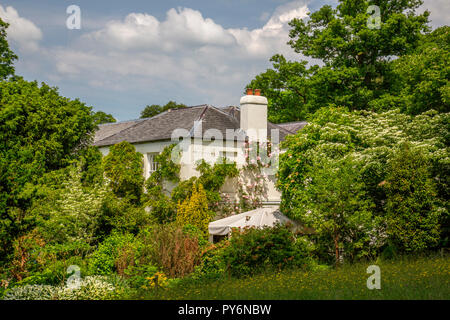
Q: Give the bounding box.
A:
[147,153,159,175]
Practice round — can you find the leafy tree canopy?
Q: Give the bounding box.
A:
[0,18,17,80]
[388,26,449,115]
[140,101,187,119]
[247,0,440,122]
[384,143,443,252]
[0,79,97,260]
[278,107,449,258]
[92,111,116,125]
[102,141,144,203]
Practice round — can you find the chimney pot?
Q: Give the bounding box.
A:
[254,89,261,96]
[240,90,268,142]
[246,88,253,95]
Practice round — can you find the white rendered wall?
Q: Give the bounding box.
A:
[98,138,282,204]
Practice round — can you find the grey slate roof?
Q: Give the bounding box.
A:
[93,105,304,147]
[277,121,308,133]
[93,119,146,143]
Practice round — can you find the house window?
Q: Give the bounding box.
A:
[147,153,159,175]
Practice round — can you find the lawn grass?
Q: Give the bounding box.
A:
[133,255,450,300]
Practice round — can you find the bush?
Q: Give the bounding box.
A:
[0,79,97,263]
[191,241,229,280]
[123,264,159,289]
[384,143,444,252]
[103,141,144,203]
[89,232,136,275]
[176,184,213,238]
[145,183,177,224]
[17,241,93,286]
[222,225,310,277]
[182,224,209,247]
[3,276,116,300]
[140,224,201,278]
[278,107,449,258]
[32,165,108,246]
[98,193,152,237]
[8,231,45,282]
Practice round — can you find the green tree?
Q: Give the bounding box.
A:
[0,79,96,261]
[290,156,375,263]
[103,141,144,203]
[277,107,449,259]
[79,146,104,187]
[0,18,17,80]
[383,143,443,252]
[247,55,311,123]
[388,26,449,115]
[176,184,213,238]
[140,101,187,119]
[248,0,431,121]
[32,165,108,245]
[92,111,116,125]
[288,0,429,111]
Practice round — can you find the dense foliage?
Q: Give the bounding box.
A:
[140,101,187,119]
[92,111,116,125]
[222,225,312,277]
[384,143,444,252]
[0,19,17,80]
[0,79,96,262]
[247,1,449,122]
[1,1,449,300]
[103,141,145,203]
[278,107,449,262]
[176,184,213,238]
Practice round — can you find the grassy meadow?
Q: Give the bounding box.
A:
[132,255,450,300]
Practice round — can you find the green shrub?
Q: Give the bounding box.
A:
[32,166,108,246]
[98,193,152,237]
[384,143,444,252]
[145,183,177,224]
[191,241,229,280]
[222,225,310,277]
[176,184,213,239]
[3,276,117,300]
[123,264,158,289]
[103,141,144,203]
[182,224,209,247]
[18,241,92,286]
[278,107,449,258]
[89,233,136,275]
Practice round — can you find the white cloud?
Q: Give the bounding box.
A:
[84,8,237,52]
[419,0,450,29]
[4,1,310,119]
[0,5,42,52]
[45,1,309,106]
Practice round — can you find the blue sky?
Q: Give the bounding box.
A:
[0,0,448,121]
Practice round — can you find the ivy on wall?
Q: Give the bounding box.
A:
[144,142,277,223]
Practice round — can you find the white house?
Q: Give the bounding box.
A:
[93,90,306,206]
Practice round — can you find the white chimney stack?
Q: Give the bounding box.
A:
[240,89,268,142]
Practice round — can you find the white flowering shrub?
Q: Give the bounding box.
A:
[33,166,108,244]
[3,284,56,300]
[278,107,449,261]
[54,276,115,300]
[3,276,116,300]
